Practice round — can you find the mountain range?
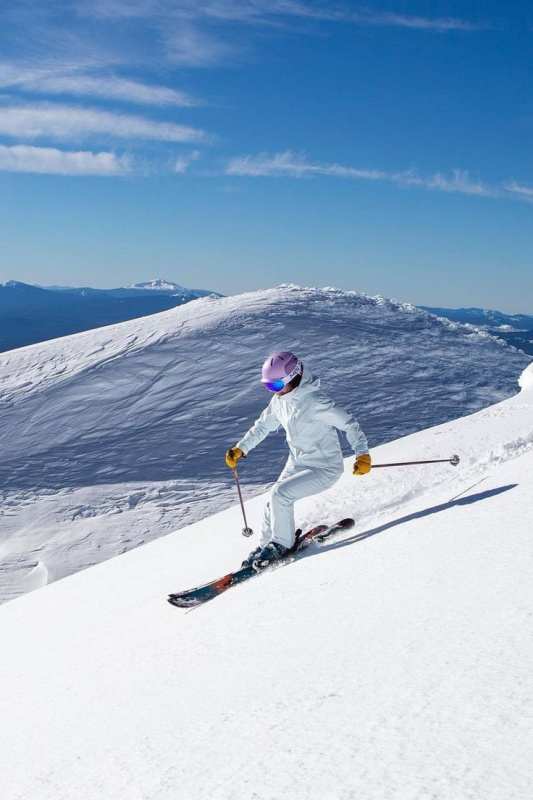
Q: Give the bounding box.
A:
[421,306,533,355]
[2,279,531,356]
[0,279,220,353]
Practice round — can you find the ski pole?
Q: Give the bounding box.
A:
[233,464,254,537]
[372,454,460,468]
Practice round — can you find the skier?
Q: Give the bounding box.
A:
[225,350,371,570]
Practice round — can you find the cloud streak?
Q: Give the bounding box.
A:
[503,180,533,202]
[0,65,200,107]
[0,2,490,83]
[75,1,490,67]
[227,150,387,180]
[82,1,488,32]
[0,143,130,175]
[346,9,488,32]
[0,102,209,144]
[226,151,532,203]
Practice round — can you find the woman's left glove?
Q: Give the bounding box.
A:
[353,453,371,475]
[225,447,244,469]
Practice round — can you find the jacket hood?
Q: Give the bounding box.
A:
[282,368,320,401]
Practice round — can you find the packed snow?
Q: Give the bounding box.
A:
[0,362,532,800]
[0,285,530,603]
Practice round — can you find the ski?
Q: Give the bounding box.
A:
[167,517,355,608]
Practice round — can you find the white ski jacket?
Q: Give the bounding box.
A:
[237,372,368,473]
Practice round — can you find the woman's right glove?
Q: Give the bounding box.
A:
[225,446,244,469]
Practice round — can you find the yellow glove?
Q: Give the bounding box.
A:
[225,446,244,469]
[353,453,371,475]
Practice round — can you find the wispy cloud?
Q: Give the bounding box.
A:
[0,102,209,144]
[173,149,202,173]
[74,0,163,20]
[82,1,488,32]
[0,143,130,175]
[395,168,502,198]
[161,20,242,67]
[226,151,530,203]
[346,9,488,32]
[227,150,386,180]
[74,1,490,67]
[503,180,533,203]
[0,3,490,85]
[0,64,201,107]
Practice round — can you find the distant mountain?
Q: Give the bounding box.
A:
[0,279,221,353]
[43,279,220,301]
[421,306,533,329]
[127,279,193,294]
[421,306,533,355]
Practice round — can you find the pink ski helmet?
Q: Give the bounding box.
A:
[261,350,303,392]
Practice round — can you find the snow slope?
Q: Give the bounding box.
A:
[0,285,529,603]
[0,363,532,800]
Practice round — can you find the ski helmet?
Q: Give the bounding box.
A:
[261,350,303,392]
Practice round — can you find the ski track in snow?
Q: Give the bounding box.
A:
[0,285,530,603]
[0,363,532,800]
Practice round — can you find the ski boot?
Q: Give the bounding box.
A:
[252,541,288,571]
[241,546,262,568]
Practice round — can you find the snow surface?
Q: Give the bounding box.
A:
[0,362,532,800]
[0,285,530,603]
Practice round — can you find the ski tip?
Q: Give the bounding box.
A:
[167,595,200,609]
[338,517,355,529]
[313,517,355,543]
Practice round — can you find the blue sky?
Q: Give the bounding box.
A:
[0,1,531,312]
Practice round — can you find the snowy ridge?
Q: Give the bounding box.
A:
[0,285,530,603]
[0,363,532,799]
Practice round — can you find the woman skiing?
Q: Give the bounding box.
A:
[226,350,371,570]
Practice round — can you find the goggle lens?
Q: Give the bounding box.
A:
[264,379,286,392]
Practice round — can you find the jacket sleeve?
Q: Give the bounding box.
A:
[236,402,281,455]
[316,395,369,456]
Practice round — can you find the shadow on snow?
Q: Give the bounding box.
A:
[316,484,519,556]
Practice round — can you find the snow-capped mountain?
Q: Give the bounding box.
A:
[1,279,39,291]
[0,285,530,603]
[127,279,200,298]
[129,278,187,291]
[1,362,532,800]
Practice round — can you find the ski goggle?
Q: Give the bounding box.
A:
[262,361,302,392]
[263,378,286,392]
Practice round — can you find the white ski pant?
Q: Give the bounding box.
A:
[260,461,342,549]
